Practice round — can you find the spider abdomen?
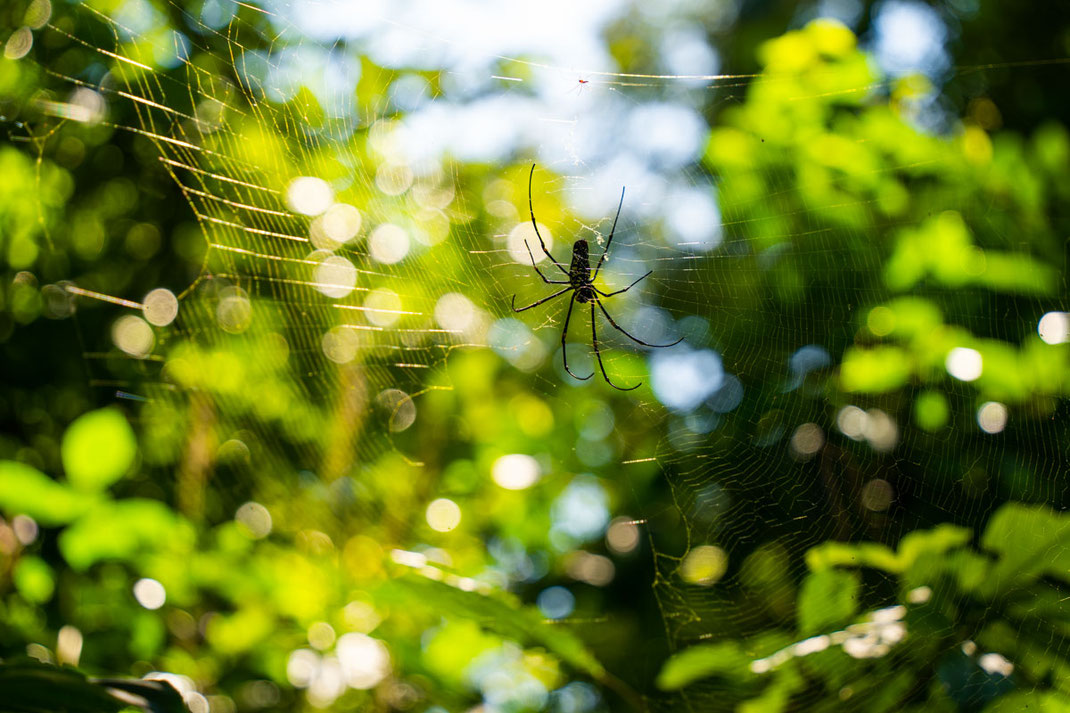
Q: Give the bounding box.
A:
[569,239,591,292]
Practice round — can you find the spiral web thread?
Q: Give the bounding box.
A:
[26,1,1070,708]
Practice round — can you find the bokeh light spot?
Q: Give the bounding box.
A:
[216,287,252,334]
[536,586,575,619]
[142,288,179,326]
[836,405,866,440]
[375,162,414,196]
[680,545,728,586]
[650,347,722,412]
[314,255,357,299]
[133,578,166,610]
[287,176,333,216]
[56,625,82,666]
[337,633,391,689]
[112,315,155,357]
[489,318,546,372]
[426,498,461,532]
[434,292,476,334]
[368,224,410,264]
[287,649,319,688]
[790,423,825,459]
[565,551,615,586]
[861,479,894,511]
[977,401,1008,434]
[867,305,895,336]
[863,409,898,452]
[310,203,362,250]
[12,515,38,545]
[5,27,33,60]
[606,517,641,554]
[343,600,381,634]
[322,327,361,364]
[945,347,982,381]
[551,477,610,542]
[307,622,336,650]
[507,222,553,264]
[25,0,53,29]
[1038,312,1070,345]
[978,653,1014,677]
[377,389,416,431]
[491,454,541,490]
[363,288,402,327]
[235,501,272,538]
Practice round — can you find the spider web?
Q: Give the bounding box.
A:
[17,0,1070,709]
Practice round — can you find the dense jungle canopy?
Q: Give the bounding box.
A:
[1,0,1069,711]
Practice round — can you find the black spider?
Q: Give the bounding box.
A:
[511,164,682,391]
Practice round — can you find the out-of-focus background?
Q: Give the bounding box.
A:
[1,0,1069,710]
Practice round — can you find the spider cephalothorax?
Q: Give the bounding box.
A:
[511,164,682,391]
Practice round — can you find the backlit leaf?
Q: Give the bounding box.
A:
[61,407,138,492]
[0,460,89,525]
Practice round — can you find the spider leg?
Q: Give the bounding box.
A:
[595,270,652,298]
[529,164,570,278]
[512,286,571,313]
[562,293,593,381]
[596,299,684,348]
[591,302,640,391]
[591,184,625,281]
[523,240,570,284]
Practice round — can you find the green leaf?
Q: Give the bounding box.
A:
[0,662,124,713]
[90,678,189,713]
[656,641,754,690]
[0,661,186,713]
[13,556,55,603]
[797,569,859,635]
[805,540,899,573]
[897,523,973,575]
[914,390,949,432]
[386,575,605,679]
[58,499,193,571]
[979,502,1070,597]
[985,690,1070,712]
[839,346,912,393]
[422,619,500,685]
[61,407,138,492]
[805,524,971,581]
[205,605,276,656]
[130,611,167,659]
[0,461,90,525]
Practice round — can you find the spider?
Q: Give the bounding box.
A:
[511,164,682,391]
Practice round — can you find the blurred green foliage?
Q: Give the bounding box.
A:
[0,1,1069,713]
[660,502,1070,711]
